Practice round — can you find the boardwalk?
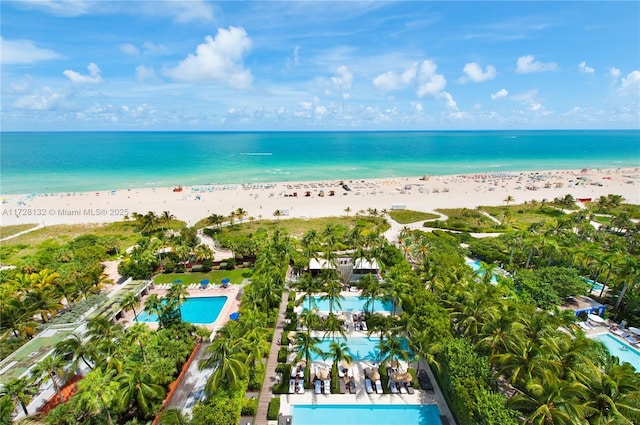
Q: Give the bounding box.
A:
[255,290,289,425]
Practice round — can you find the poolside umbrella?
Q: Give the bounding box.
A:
[628,327,640,336]
[229,312,240,321]
[200,279,209,288]
[221,278,230,288]
[402,372,413,383]
[172,279,182,284]
[369,369,380,381]
[317,369,329,380]
[391,371,403,382]
[341,360,352,370]
[588,313,605,324]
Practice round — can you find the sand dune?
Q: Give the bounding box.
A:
[1,168,638,227]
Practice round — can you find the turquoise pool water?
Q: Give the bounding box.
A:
[591,333,640,371]
[310,337,408,361]
[292,404,443,425]
[304,295,392,312]
[583,278,606,293]
[136,296,227,324]
[466,259,498,284]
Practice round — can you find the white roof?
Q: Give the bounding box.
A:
[354,258,380,270]
[309,258,335,269]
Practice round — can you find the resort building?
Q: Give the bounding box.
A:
[308,257,381,283]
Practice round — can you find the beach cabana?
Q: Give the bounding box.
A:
[561,296,606,317]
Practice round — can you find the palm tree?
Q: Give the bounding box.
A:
[292,332,323,365]
[477,261,498,285]
[54,333,97,372]
[319,272,343,315]
[76,367,119,425]
[344,207,352,217]
[273,209,282,220]
[504,195,515,206]
[31,355,66,403]
[323,313,347,341]
[158,408,190,425]
[120,292,141,322]
[407,329,441,375]
[377,336,409,367]
[116,363,166,419]
[122,323,149,364]
[360,274,383,314]
[508,370,590,425]
[1,377,35,417]
[326,340,353,368]
[200,338,248,395]
[0,395,13,425]
[295,272,319,311]
[584,357,640,424]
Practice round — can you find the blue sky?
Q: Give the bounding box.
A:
[1,1,639,131]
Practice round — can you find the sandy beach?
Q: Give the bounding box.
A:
[1,168,639,227]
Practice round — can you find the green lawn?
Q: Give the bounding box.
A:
[388,209,439,224]
[481,204,567,230]
[153,268,253,285]
[585,202,640,219]
[430,208,502,233]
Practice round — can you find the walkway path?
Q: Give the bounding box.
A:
[255,290,289,425]
[0,223,43,242]
[167,342,211,416]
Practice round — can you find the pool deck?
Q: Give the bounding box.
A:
[278,358,455,424]
[119,283,242,334]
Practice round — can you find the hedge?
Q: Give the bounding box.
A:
[277,346,288,363]
[267,397,280,420]
[241,398,257,416]
[273,364,291,394]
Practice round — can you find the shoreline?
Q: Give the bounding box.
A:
[1,167,639,227]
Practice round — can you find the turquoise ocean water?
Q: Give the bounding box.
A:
[1,130,638,194]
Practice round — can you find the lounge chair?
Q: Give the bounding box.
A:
[297,380,304,394]
[375,380,383,394]
[364,367,371,378]
[339,380,346,394]
[323,379,331,394]
[365,378,374,394]
[361,321,368,331]
[349,380,356,394]
[406,383,415,394]
[390,380,399,394]
[314,380,321,394]
[347,368,353,378]
[289,379,296,394]
[399,382,407,394]
[417,370,434,391]
[338,368,345,378]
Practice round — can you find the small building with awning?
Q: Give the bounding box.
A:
[561,295,606,317]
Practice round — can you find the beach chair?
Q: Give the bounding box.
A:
[338,368,345,378]
[349,380,356,394]
[365,378,374,394]
[323,379,331,394]
[406,383,415,394]
[399,382,407,394]
[289,379,296,394]
[390,381,399,394]
[314,380,321,394]
[297,381,304,394]
[362,321,368,331]
[375,380,383,394]
[347,368,353,379]
[339,381,346,394]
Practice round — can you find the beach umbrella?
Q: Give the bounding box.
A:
[369,369,380,381]
[317,369,329,380]
[221,278,230,284]
[341,360,352,370]
[200,279,209,288]
[402,372,413,383]
[229,312,240,321]
[588,313,605,324]
[391,371,403,382]
[172,279,182,284]
[627,326,640,335]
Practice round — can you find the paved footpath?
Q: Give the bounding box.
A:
[255,290,289,425]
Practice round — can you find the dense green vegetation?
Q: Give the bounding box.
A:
[2,194,639,425]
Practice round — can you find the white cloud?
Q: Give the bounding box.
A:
[510,89,544,111]
[416,60,446,97]
[164,26,252,89]
[13,87,66,110]
[412,102,423,112]
[63,62,103,84]
[331,66,353,92]
[491,88,509,100]
[373,64,417,91]
[516,55,557,73]
[17,0,93,17]
[442,91,458,110]
[618,70,640,96]
[459,62,496,83]
[120,43,140,56]
[136,65,156,82]
[610,67,621,78]
[0,37,62,64]
[578,61,594,74]
[172,0,214,23]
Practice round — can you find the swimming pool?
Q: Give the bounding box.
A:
[590,333,640,371]
[583,278,606,293]
[135,296,227,325]
[292,404,443,425]
[303,295,392,312]
[309,337,408,361]
[465,259,498,284]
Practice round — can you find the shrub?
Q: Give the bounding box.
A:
[175,264,185,273]
[191,264,203,272]
[241,398,258,416]
[201,258,213,272]
[267,397,280,420]
[280,332,290,346]
[277,346,288,363]
[164,260,175,273]
[379,363,391,394]
[225,258,237,269]
[331,363,340,394]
